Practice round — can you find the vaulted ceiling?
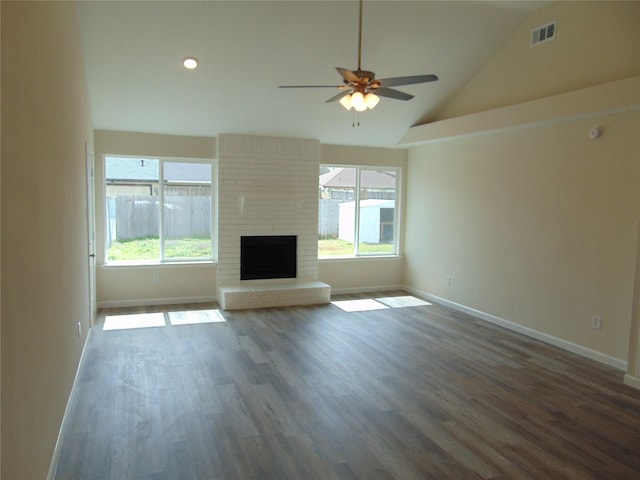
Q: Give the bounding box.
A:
[77,1,547,147]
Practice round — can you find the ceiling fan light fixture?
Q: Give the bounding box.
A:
[351,91,367,112]
[339,94,353,110]
[365,92,380,109]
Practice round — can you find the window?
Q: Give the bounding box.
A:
[319,165,399,257]
[105,156,214,263]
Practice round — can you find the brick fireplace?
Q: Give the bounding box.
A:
[216,134,330,309]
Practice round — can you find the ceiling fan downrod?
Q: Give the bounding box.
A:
[357,0,364,72]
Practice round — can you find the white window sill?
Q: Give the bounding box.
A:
[319,255,403,262]
[101,260,216,269]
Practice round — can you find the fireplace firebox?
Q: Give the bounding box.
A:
[240,235,297,280]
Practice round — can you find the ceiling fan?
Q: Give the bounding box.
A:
[279,0,438,112]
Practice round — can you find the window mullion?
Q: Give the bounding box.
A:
[159,160,165,261]
[354,167,361,255]
[393,168,400,255]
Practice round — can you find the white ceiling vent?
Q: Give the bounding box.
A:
[531,21,556,47]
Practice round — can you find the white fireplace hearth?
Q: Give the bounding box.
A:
[217,281,330,310]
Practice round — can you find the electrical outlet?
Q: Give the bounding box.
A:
[77,321,82,337]
[152,273,160,284]
[445,275,452,286]
[592,316,602,330]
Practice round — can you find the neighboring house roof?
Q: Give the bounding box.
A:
[105,156,211,183]
[319,168,396,189]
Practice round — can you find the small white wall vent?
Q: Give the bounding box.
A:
[531,21,556,46]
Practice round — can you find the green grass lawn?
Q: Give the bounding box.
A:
[109,237,392,261]
[318,238,394,256]
[108,237,212,261]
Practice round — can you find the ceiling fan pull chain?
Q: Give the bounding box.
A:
[352,110,361,128]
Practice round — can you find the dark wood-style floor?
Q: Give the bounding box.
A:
[54,291,640,480]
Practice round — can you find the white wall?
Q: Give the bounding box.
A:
[404,1,640,367]
[1,2,94,478]
[320,256,404,293]
[436,1,640,120]
[406,109,639,364]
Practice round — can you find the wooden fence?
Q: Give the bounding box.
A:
[106,195,211,244]
[107,196,341,245]
[319,199,339,239]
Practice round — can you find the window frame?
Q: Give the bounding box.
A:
[319,164,401,258]
[104,154,216,265]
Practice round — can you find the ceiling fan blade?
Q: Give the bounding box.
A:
[336,67,360,84]
[375,87,414,101]
[325,90,353,103]
[279,85,345,89]
[378,74,438,88]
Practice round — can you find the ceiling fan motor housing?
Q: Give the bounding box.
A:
[347,70,382,93]
[354,70,375,83]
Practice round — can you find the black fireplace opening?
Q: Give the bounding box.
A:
[241,235,297,280]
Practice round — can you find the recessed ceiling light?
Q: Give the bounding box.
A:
[183,57,198,70]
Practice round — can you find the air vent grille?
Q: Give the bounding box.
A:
[531,21,556,46]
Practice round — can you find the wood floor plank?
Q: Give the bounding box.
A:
[54,294,640,479]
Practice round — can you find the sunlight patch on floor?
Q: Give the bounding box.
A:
[332,299,389,312]
[103,312,166,331]
[376,296,431,308]
[332,295,431,313]
[168,309,226,325]
[104,309,227,331]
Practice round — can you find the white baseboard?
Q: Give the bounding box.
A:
[47,326,93,479]
[329,284,404,295]
[403,286,628,371]
[624,374,640,389]
[97,285,407,308]
[97,295,217,310]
